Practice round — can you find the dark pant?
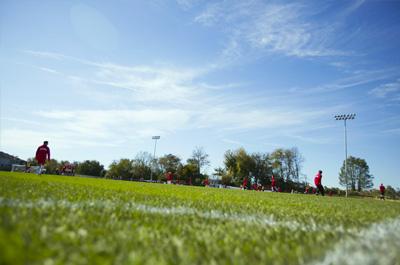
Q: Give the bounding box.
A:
[317,184,325,196]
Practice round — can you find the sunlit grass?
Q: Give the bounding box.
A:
[1,172,399,265]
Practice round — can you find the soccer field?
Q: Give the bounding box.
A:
[1,172,399,265]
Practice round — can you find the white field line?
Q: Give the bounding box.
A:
[0,197,355,234]
[312,217,400,265]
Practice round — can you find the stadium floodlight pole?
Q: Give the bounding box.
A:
[150,136,160,182]
[334,114,356,198]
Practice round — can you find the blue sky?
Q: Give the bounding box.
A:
[1,0,399,188]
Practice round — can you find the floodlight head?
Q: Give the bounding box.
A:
[335,113,356,121]
[152,136,160,140]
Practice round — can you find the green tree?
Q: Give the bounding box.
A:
[223,150,238,177]
[223,148,255,186]
[251,153,273,185]
[106,159,133,180]
[131,152,152,180]
[270,147,304,182]
[213,167,225,179]
[178,163,198,184]
[44,159,59,174]
[339,156,373,191]
[221,174,233,186]
[26,157,39,166]
[290,147,304,182]
[158,154,182,174]
[270,148,286,180]
[76,160,104,177]
[385,185,397,199]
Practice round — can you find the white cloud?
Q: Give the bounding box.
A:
[176,0,201,10]
[383,128,400,134]
[91,63,204,103]
[38,67,59,74]
[35,109,192,139]
[369,79,400,100]
[18,50,341,149]
[23,50,67,60]
[194,1,360,60]
[292,70,398,94]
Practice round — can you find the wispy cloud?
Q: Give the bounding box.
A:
[369,79,400,100]
[193,1,362,60]
[35,109,192,139]
[291,69,398,94]
[176,0,200,10]
[23,50,67,60]
[38,67,59,75]
[20,50,343,147]
[221,138,245,146]
[25,49,209,104]
[383,128,400,135]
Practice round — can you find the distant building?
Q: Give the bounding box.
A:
[0,151,26,171]
[209,175,221,187]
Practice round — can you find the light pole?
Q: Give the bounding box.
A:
[334,114,356,197]
[150,136,160,182]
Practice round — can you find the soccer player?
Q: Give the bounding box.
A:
[271,175,277,192]
[203,178,209,187]
[242,176,248,190]
[35,141,50,175]
[314,170,325,196]
[250,176,256,190]
[379,183,385,200]
[166,172,173,184]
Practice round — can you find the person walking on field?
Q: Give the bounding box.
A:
[166,172,174,184]
[314,170,325,196]
[379,183,386,200]
[271,175,277,192]
[35,141,50,175]
[242,176,248,190]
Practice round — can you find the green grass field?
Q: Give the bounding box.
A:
[1,172,399,265]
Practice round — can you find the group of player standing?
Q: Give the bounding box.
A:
[241,174,280,192]
[240,170,325,195]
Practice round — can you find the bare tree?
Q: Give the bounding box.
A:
[189,146,210,176]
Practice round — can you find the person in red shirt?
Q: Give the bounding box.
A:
[271,175,277,192]
[242,177,248,190]
[166,172,173,184]
[314,170,325,196]
[379,183,385,200]
[35,141,50,175]
[203,178,209,187]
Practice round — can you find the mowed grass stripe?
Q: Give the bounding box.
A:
[0,197,355,234]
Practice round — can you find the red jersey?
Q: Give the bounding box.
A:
[271,175,276,187]
[243,177,248,187]
[380,184,385,193]
[166,172,173,181]
[314,172,322,186]
[35,144,50,164]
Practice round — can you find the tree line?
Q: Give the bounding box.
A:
[26,158,105,177]
[216,147,305,191]
[106,147,210,185]
[25,146,393,194]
